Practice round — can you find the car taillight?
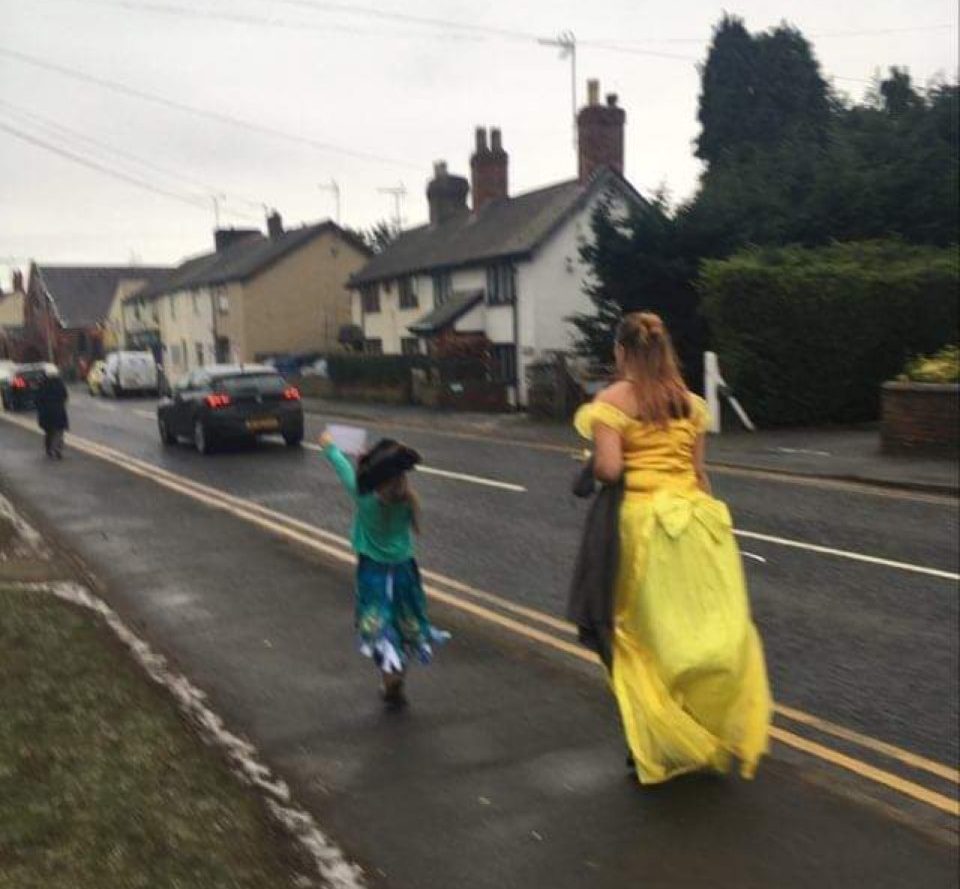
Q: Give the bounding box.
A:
[11,376,27,390]
[204,393,232,409]
[282,386,301,401]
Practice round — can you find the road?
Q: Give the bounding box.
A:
[1,390,957,887]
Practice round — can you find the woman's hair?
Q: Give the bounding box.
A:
[615,311,691,425]
[376,473,421,534]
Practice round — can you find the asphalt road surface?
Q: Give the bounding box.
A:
[1,390,957,888]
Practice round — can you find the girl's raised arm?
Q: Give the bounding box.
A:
[319,434,359,499]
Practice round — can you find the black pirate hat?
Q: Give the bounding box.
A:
[357,438,422,494]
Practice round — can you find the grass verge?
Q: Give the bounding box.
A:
[0,584,313,889]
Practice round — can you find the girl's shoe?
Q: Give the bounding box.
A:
[381,675,407,709]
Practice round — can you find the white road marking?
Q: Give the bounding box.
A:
[4,413,954,580]
[735,529,959,581]
[741,551,768,564]
[302,441,526,492]
[773,447,833,457]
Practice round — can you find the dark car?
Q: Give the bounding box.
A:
[157,365,304,455]
[0,363,54,412]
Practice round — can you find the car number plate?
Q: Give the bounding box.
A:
[246,417,280,432]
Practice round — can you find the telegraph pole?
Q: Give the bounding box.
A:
[377,184,407,228]
[318,179,341,225]
[538,31,577,149]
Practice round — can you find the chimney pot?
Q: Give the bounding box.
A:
[475,127,488,153]
[490,127,503,151]
[587,79,600,105]
[434,160,448,177]
[606,93,618,107]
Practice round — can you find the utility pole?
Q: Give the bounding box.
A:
[538,31,577,149]
[318,179,341,225]
[377,184,407,229]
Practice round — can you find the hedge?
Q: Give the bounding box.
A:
[699,241,959,426]
[326,355,422,386]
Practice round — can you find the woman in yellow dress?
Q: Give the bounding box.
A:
[574,311,771,784]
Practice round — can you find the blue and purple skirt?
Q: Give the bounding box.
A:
[355,556,450,673]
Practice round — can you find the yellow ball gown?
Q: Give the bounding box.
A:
[574,397,772,783]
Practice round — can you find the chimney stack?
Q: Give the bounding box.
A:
[470,126,508,212]
[11,270,24,293]
[267,210,284,240]
[214,227,260,252]
[426,161,470,226]
[577,79,625,182]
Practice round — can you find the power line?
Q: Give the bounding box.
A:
[83,0,484,42]
[0,45,421,171]
[0,98,265,215]
[0,118,217,212]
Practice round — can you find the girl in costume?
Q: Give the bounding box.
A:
[574,312,771,783]
[319,432,449,706]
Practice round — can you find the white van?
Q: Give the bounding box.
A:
[101,351,159,397]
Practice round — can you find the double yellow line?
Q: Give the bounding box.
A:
[2,413,957,818]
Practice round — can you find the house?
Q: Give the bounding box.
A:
[348,79,644,405]
[129,213,371,383]
[0,271,26,359]
[103,269,173,355]
[18,263,170,374]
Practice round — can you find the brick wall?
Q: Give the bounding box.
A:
[881,382,959,454]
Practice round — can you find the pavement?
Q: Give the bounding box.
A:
[301,396,960,495]
[0,394,958,888]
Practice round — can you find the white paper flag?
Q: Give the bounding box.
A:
[326,424,368,456]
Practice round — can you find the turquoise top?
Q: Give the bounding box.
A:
[323,443,416,565]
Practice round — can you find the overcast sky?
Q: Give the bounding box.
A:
[1,0,956,284]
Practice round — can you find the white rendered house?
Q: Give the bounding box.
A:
[349,80,644,405]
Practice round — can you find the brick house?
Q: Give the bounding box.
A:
[18,263,169,375]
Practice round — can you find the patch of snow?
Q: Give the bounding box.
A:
[5,580,366,889]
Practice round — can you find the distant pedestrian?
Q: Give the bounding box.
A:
[35,368,69,460]
[569,312,771,784]
[318,431,449,707]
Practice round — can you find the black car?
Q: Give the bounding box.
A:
[1,363,52,411]
[157,365,304,455]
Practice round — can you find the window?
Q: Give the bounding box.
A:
[134,299,142,321]
[181,339,188,369]
[361,284,380,314]
[195,342,205,367]
[169,295,177,321]
[192,290,200,315]
[170,343,182,367]
[214,287,229,315]
[364,338,384,356]
[401,337,420,357]
[491,343,517,384]
[432,272,452,307]
[216,336,231,363]
[398,276,419,310]
[486,264,517,306]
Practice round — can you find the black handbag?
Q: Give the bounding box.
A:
[571,454,597,499]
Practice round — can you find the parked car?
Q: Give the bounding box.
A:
[101,351,159,397]
[0,363,55,411]
[86,360,107,396]
[157,364,304,455]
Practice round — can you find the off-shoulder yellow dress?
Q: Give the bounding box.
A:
[575,397,771,783]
